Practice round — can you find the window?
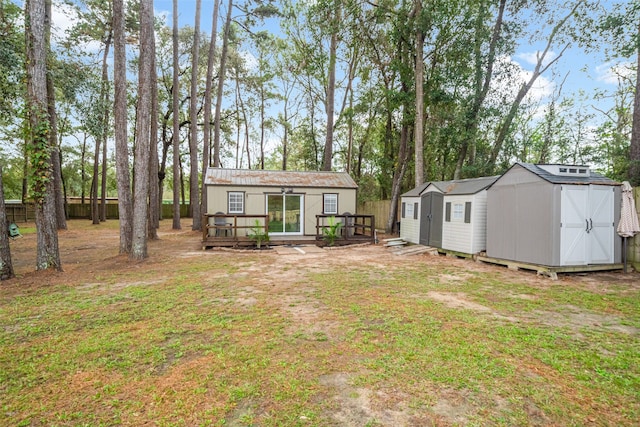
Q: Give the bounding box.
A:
[406,202,414,219]
[446,202,471,223]
[323,193,338,214]
[228,192,244,213]
[452,203,464,221]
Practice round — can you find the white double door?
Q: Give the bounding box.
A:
[561,185,615,265]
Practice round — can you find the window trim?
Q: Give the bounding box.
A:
[228,191,245,214]
[464,202,471,223]
[323,193,338,215]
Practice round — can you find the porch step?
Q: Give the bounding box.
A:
[383,237,407,247]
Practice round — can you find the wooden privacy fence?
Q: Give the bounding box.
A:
[357,200,401,231]
[5,203,191,221]
[4,203,32,223]
[66,203,191,219]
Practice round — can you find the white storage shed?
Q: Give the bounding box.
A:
[400,176,498,253]
[439,176,499,254]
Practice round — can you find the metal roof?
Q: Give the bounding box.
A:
[402,175,499,197]
[204,168,358,189]
[512,163,619,186]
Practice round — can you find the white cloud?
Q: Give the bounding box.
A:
[240,50,259,71]
[516,50,558,67]
[494,54,555,104]
[50,1,107,54]
[595,61,635,86]
[50,2,78,41]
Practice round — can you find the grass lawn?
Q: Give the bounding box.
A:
[1,220,638,426]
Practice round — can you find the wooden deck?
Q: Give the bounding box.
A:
[202,213,376,249]
[476,255,623,280]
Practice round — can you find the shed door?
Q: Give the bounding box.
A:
[560,185,589,265]
[420,192,443,247]
[560,185,615,265]
[588,186,614,264]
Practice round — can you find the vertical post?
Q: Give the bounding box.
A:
[631,188,640,271]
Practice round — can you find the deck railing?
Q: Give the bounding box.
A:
[202,213,376,248]
[315,214,376,244]
[202,213,269,247]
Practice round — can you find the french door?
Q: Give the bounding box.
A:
[267,194,303,235]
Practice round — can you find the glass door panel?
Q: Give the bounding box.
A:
[284,195,301,233]
[267,195,284,233]
[267,194,303,234]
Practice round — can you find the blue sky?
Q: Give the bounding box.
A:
[148,0,627,112]
[43,0,632,168]
[47,0,627,110]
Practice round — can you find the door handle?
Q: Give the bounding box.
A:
[589,218,593,232]
[586,219,590,233]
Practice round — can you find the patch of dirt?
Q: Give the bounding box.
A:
[318,373,433,426]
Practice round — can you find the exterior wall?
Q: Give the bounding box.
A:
[486,167,556,264]
[442,194,477,254]
[206,185,356,236]
[400,196,421,244]
[470,191,488,253]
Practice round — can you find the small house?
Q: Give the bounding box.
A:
[203,168,367,246]
[485,163,622,267]
[400,176,499,254]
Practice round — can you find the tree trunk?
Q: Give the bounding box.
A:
[113,0,133,254]
[260,79,265,169]
[171,0,181,230]
[413,0,424,187]
[80,132,87,204]
[200,0,220,222]
[26,0,61,271]
[0,164,15,280]
[282,99,289,171]
[92,34,111,224]
[322,10,339,172]
[148,32,160,241]
[213,0,233,169]
[100,34,112,222]
[189,0,202,231]
[453,0,506,180]
[130,0,154,260]
[45,0,66,229]
[100,84,109,222]
[488,1,577,172]
[629,20,640,186]
[387,117,410,234]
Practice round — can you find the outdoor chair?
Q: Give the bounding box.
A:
[213,212,232,237]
